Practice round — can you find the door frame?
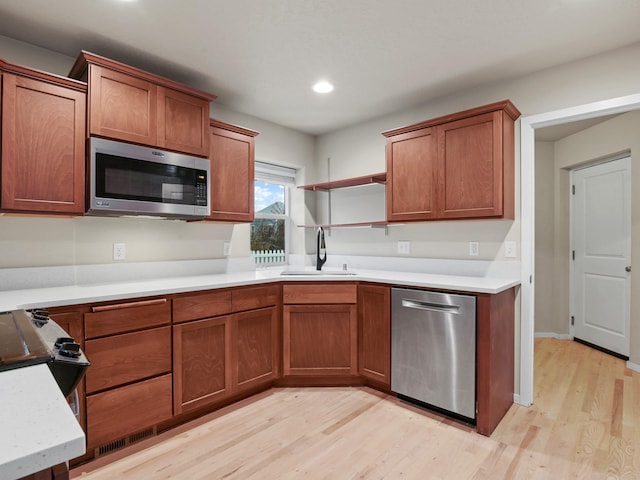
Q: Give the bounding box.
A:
[519,92,640,407]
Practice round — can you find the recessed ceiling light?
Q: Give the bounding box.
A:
[313,81,334,94]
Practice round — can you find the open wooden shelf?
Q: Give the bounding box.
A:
[298,172,386,191]
[297,221,389,229]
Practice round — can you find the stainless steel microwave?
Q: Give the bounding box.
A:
[88,137,210,219]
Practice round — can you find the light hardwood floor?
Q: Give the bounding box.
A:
[72,338,640,479]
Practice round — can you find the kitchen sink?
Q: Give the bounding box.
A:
[280,269,357,276]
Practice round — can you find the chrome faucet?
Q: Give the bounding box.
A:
[316,227,327,271]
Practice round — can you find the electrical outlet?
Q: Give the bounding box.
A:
[223,242,231,256]
[504,241,517,258]
[397,241,411,255]
[113,243,126,261]
[469,241,479,257]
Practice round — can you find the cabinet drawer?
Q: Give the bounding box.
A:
[85,298,170,339]
[86,374,173,449]
[232,284,279,312]
[173,290,232,323]
[283,283,357,304]
[85,326,171,393]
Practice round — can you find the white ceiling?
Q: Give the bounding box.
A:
[1,0,639,135]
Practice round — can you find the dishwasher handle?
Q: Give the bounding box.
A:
[401,298,460,314]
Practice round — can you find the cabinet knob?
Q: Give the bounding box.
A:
[625,266,632,273]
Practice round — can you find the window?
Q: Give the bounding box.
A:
[251,162,296,265]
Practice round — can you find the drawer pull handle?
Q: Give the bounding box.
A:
[92,298,167,313]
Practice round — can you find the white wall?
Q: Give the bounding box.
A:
[534,141,556,334]
[0,35,315,268]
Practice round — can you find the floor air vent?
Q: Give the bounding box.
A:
[95,426,157,457]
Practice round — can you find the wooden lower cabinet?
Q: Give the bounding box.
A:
[84,326,172,394]
[86,374,173,450]
[283,303,358,376]
[172,315,231,414]
[282,283,358,378]
[173,305,279,414]
[476,287,515,436]
[233,307,279,392]
[358,284,391,387]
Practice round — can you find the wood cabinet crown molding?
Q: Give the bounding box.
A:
[0,58,87,92]
[381,99,521,137]
[210,118,259,137]
[68,50,216,101]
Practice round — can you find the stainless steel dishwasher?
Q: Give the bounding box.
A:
[391,287,476,420]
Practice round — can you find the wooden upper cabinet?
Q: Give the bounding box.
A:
[157,86,210,156]
[383,100,519,222]
[207,119,259,222]
[87,64,158,146]
[439,111,508,219]
[69,51,215,157]
[1,65,86,214]
[385,126,438,222]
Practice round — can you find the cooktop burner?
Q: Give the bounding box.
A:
[0,310,52,372]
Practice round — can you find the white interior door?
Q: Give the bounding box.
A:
[571,156,631,356]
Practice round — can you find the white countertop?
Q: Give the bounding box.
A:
[0,257,519,478]
[0,364,85,480]
[0,266,520,312]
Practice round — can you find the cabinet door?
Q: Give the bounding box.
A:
[88,64,158,146]
[438,111,504,219]
[386,126,438,222]
[358,284,391,387]
[157,86,209,157]
[1,73,85,213]
[84,326,172,394]
[173,316,231,414]
[283,304,357,376]
[232,307,279,393]
[208,123,256,222]
[86,374,172,450]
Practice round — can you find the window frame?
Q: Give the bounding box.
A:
[251,162,296,266]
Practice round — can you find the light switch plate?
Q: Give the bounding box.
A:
[504,241,517,258]
[113,243,126,261]
[397,241,411,255]
[469,242,479,257]
[223,242,231,256]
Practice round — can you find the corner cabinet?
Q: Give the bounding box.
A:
[282,283,358,377]
[69,51,215,157]
[383,100,520,222]
[207,120,259,222]
[1,61,86,214]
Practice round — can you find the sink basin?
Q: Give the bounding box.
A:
[280,269,357,276]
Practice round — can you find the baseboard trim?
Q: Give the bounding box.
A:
[534,332,571,340]
[627,360,640,373]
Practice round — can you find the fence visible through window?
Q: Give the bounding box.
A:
[251,249,286,264]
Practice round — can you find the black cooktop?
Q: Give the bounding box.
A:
[0,310,52,372]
